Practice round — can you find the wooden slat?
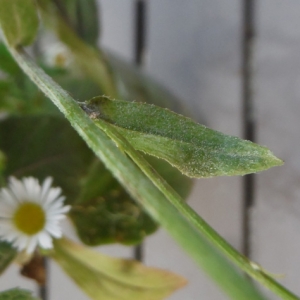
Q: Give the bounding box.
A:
[145,1,243,299]
[252,0,300,297]
[100,0,134,61]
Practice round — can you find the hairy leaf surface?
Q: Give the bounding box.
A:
[84,97,283,178]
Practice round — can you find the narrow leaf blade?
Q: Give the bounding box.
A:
[84,97,283,178]
[52,238,187,300]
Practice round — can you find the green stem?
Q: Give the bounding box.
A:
[94,119,299,300]
[6,45,268,300]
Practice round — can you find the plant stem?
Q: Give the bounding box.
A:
[94,118,299,300]
[6,45,268,300]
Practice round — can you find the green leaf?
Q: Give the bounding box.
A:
[84,97,283,178]
[0,242,16,275]
[70,159,158,245]
[52,238,187,300]
[0,288,37,300]
[0,0,39,47]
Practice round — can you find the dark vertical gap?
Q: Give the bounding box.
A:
[38,257,48,300]
[133,0,147,262]
[242,0,256,257]
[134,0,147,65]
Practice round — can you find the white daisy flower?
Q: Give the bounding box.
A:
[0,176,70,254]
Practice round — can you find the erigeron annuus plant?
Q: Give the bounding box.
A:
[0,1,298,300]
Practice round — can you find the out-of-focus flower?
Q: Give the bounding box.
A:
[43,43,73,68]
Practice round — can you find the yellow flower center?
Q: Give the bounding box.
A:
[13,202,46,235]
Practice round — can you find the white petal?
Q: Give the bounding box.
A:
[45,223,62,238]
[48,215,67,222]
[37,232,53,249]
[0,203,14,217]
[24,177,41,202]
[0,219,14,229]
[26,236,38,254]
[46,199,67,212]
[16,236,30,250]
[48,205,70,216]
[40,177,53,200]
[8,177,27,201]
[0,188,18,206]
[43,188,62,206]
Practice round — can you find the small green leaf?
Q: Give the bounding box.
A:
[70,154,191,246]
[0,241,16,275]
[70,159,158,245]
[84,97,283,178]
[0,0,39,47]
[0,288,37,300]
[52,238,187,300]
